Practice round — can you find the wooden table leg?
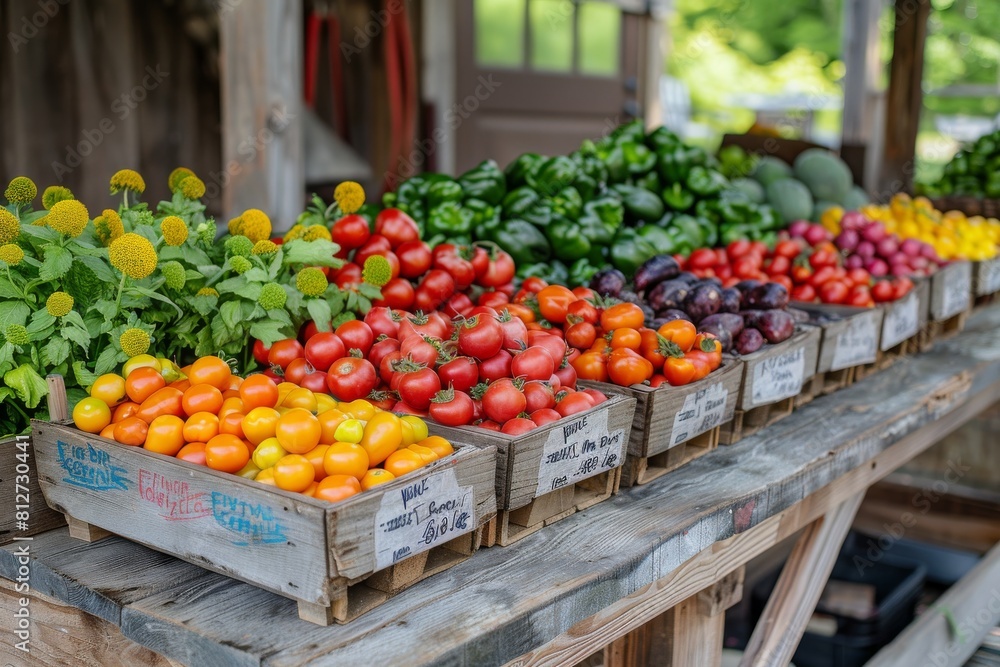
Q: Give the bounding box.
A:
[739,491,865,667]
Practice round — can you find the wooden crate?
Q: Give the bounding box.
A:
[719,397,795,445]
[427,394,636,547]
[580,361,744,487]
[972,258,1000,307]
[929,261,972,324]
[0,436,65,545]
[31,420,497,626]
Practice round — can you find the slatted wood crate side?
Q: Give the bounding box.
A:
[324,444,497,583]
[719,397,795,445]
[0,437,65,544]
[32,420,333,606]
[802,306,885,375]
[973,258,1000,297]
[629,426,720,486]
[929,261,973,322]
[734,326,821,411]
[580,360,743,461]
[879,278,930,352]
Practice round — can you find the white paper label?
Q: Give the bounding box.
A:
[670,383,729,446]
[751,346,805,405]
[534,406,625,496]
[373,468,474,571]
[881,292,919,350]
[980,259,1000,295]
[831,311,880,371]
[940,264,971,318]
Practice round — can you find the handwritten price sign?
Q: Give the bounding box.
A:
[831,311,880,371]
[938,263,971,319]
[670,383,729,446]
[373,468,474,570]
[751,346,805,405]
[535,407,625,496]
[978,258,1000,295]
[882,291,920,350]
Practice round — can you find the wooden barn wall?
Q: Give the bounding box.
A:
[1,0,222,215]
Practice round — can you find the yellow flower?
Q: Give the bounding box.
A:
[227,216,243,236]
[168,167,196,192]
[161,261,186,289]
[4,177,36,204]
[197,287,219,298]
[109,169,146,194]
[283,224,306,242]
[4,324,29,346]
[178,176,206,200]
[94,209,124,246]
[119,328,151,357]
[238,209,272,243]
[230,256,252,274]
[46,291,74,317]
[0,208,20,244]
[0,244,24,265]
[46,200,89,238]
[334,181,365,214]
[295,267,328,296]
[41,186,73,210]
[303,225,331,242]
[252,240,278,256]
[362,255,392,287]
[257,283,287,310]
[109,233,158,279]
[161,216,189,246]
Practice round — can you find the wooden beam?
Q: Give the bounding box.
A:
[868,541,1000,666]
[219,0,303,230]
[739,492,865,667]
[878,0,930,196]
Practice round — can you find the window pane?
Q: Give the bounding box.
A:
[475,0,526,67]
[530,0,574,72]
[578,2,620,76]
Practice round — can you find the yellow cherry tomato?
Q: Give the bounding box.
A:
[236,460,261,479]
[360,412,402,466]
[242,407,280,446]
[315,394,338,414]
[123,354,160,377]
[399,419,416,447]
[73,397,112,434]
[360,468,396,490]
[255,467,276,486]
[341,399,376,421]
[419,435,454,459]
[275,381,298,406]
[90,373,126,406]
[317,409,348,444]
[401,415,428,442]
[281,387,318,413]
[407,443,439,464]
[334,418,365,444]
[252,437,287,469]
[274,408,321,454]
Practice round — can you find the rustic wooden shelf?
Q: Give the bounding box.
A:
[4,305,1000,667]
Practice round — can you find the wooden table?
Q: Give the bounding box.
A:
[4,306,1000,667]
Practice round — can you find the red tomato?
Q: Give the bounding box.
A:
[770,274,793,293]
[846,268,871,288]
[482,378,526,423]
[335,320,374,356]
[501,418,536,435]
[726,239,752,261]
[766,255,791,276]
[428,389,475,426]
[688,248,717,270]
[809,249,837,270]
[363,307,400,339]
[511,346,556,382]
[304,332,346,372]
[846,284,874,307]
[791,265,813,284]
[521,276,547,293]
[479,249,516,288]
[374,277,415,310]
[555,391,595,417]
[733,256,761,279]
[331,214,370,250]
[368,338,401,374]
[252,339,271,365]
[333,262,362,290]
[478,350,513,383]
[414,270,456,311]
[468,246,490,279]
[394,240,432,278]
[478,291,509,309]
[553,360,577,389]
[326,357,378,401]
[497,309,529,351]
[374,208,420,247]
[526,331,567,367]
[438,356,479,393]
[457,314,503,359]
[396,367,441,410]
[442,293,475,319]
[818,280,850,304]
[809,266,837,288]
[399,335,439,367]
[529,408,562,426]
[522,380,556,412]
[774,239,802,259]
[790,284,817,302]
[268,339,304,370]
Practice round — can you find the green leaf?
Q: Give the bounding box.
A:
[211,316,238,348]
[243,267,270,283]
[0,302,30,329]
[268,251,282,279]
[39,245,73,281]
[26,309,55,335]
[234,282,262,301]
[281,239,341,267]
[0,342,16,371]
[17,223,57,242]
[357,283,383,300]
[184,269,205,281]
[76,254,118,283]
[266,308,292,327]
[0,279,21,299]
[19,210,48,226]
[62,310,87,330]
[61,322,91,351]
[128,286,182,317]
[249,320,289,345]
[72,360,98,389]
[187,295,217,317]
[161,245,211,265]
[306,299,332,328]
[91,299,118,322]
[220,300,243,331]
[44,337,71,366]
[3,364,48,409]
[216,276,248,294]
[94,345,122,376]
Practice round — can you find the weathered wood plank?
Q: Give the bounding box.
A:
[0,436,65,544]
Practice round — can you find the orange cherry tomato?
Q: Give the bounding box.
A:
[242,407,280,445]
[255,467,276,486]
[313,474,362,503]
[418,435,454,459]
[187,356,232,391]
[536,285,576,324]
[685,351,714,381]
[303,444,330,482]
[169,378,191,392]
[360,412,403,466]
[317,409,348,444]
[275,408,322,454]
[600,302,644,331]
[383,448,425,478]
[219,411,246,438]
[360,468,395,490]
[136,387,184,424]
[407,444,438,464]
[226,375,243,391]
[112,416,148,446]
[205,434,250,473]
[657,320,697,353]
[571,351,609,382]
[606,348,654,386]
[272,454,315,492]
[73,397,112,434]
[323,442,369,480]
[219,396,245,418]
[183,411,220,443]
[125,367,166,404]
[112,401,140,423]
[144,415,186,456]
[663,357,697,386]
[177,442,207,466]
[608,328,642,351]
[90,373,126,406]
[182,384,224,417]
[504,303,535,324]
[239,374,279,410]
[99,423,117,439]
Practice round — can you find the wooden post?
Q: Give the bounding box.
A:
[219,0,303,231]
[839,0,884,190]
[640,11,665,131]
[877,0,930,197]
[739,492,865,667]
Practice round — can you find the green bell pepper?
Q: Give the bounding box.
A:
[721,223,750,245]
[464,198,500,229]
[633,171,661,194]
[670,214,706,250]
[382,192,398,208]
[527,156,580,197]
[645,126,682,154]
[610,228,658,277]
[459,160,506,206]
[686,166,729,197]
[657,146,692,183]
[662,182,695,212]
[505,153,543,189]
[578,197,624,245]
[622,141,657,176]
[986,172,1000,199]
[573,174,598,201]
[426,201,473,238]
[695,199,722,226]
[604,144,629,183]
[546,216,592,262]
[395,177,426,207]
[636,224,678,255]
[427,179,463,208]
[613,184,665,224]
[756,205,782,231]
[568,258,599,287]
[552,186,583,219]
[502,186,539,218]
[491,219,551,265]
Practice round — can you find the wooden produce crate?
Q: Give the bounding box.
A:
[789,304,885,407]
[31,420,497,626]
[929,195,1000,219]
[0,436,65,545]
[927,261,972,341]
[580,360,744,487]
[855,279,930,381]
[719,326,821,445]
[972,257,1000,307]
[427,394,636,547]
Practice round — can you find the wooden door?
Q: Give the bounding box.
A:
[454,0,640,173]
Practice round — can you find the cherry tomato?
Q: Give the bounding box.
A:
[497,309,529,351]
[375,277,415,310]
[872,280,895,302]
[600,302,644,331]
[205,434,250,473]
[571,351,609,382]
[511,346,556,382]
[268,339,305,371]
[477,350,513,383]
[688,248,717,270]
[252,339,271,365]
[501,418,536,435]
[374,208,420,247]
[332,214,371,250]
[481,378,526,423]
[73,397,112,434]
[304,332,347,372]
[428,389,475,426]
[556,391,595,417]
[607,348,653,386]
[479,249,516,287]
[774,239,802,259]
[457,314,503,359]
[145,415,186,455]
[657,320,697,353]
[396,367,442,410]
[790,284,817,302]
[333,263,362,290]
[565,321,597,350]
[326,357,378,402]
[819,280,850,304]
[438,356,479,393]
[537,285,576,324]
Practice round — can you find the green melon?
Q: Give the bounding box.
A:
[765,178,814,223]
[751,156,792,187]
[793,148,853,204]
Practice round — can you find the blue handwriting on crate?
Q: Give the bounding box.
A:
[211,492,287,546]
[57,441,130,491]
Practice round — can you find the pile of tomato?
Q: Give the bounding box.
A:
[72,354,454,503]
[328,208,517,313]
[681,239,914,307]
